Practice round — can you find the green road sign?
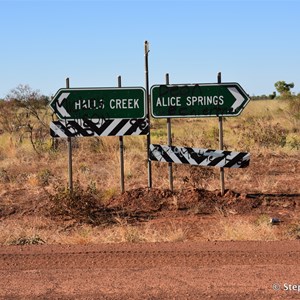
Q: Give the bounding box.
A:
[50,87,146,119]
[151,83,250,118]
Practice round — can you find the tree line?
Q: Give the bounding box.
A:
[0,81,298,154]
[252,80,298,100]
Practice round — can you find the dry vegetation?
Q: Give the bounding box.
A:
[0,98,299,244]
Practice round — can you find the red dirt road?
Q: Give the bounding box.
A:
[1,241,300,299]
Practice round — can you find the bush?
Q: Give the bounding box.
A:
[285,133,300,150]
[10,236,45,245]
[237,117,288,149]
[49,183,102,224]
[288,97,300,120]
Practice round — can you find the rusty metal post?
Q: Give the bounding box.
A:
[166,73,174,191]
[118,75,125,193]
[218,72,225,196]
[66,77,73,193]
[145,40,152,188]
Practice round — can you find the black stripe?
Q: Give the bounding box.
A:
[150,144,173,163]
[170,146,190,164]
[62,122,76,137]
[150,144,250,168]
[66,121,92,136]
[83,119,114,136]
[207,151,227,167]
[124,120,139,135]
[186,148,209,165]
[222,151,232,156]
[50,128,59,137]
[149,145,159,161]
[158,145,174,163]
[224,152,248,168]
[52,119,149,137]
[123,119,147,135]
[125,121,149,136]
[109,119,129,136]
[51,121,73,137]
[149,144,162,161]
[140,124,149,135]
[198,149,217,166]
[239,159,250,168]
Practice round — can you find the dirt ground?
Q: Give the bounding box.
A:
[1,241,300,299]
[0,153,300,299]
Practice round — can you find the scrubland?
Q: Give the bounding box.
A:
[0,98,299,244]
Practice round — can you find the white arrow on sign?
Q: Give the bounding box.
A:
[228,87,245,112]
[55,92,70,118]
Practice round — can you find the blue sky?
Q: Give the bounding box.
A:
[0,0,299,98]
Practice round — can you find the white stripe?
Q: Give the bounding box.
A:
[192,148,224,158]
[228,87,244,111]
[182,148,198,165]
[232,153,250,168]
[214,158,226,168]
[116,121,132,136]
[215,152,236,168]
[166,148,184,164]
[56,92,70,117]
[131,127,142,136]
[150,144,163,161]
[199,159,211,167]
[50,122,68,138]
[150,144,250,168]
[174,147,198,165]
[100,119,123,136]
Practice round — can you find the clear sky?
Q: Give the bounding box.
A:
[0,0,299,98]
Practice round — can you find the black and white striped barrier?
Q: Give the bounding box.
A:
[149,144,250,168]
[50,118,149,137]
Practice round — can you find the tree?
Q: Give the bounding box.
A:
[274,81,294,97]
[269,91,276,100]
[5,84,48,106]
[1,84,50,154]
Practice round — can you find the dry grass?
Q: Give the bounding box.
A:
[0,99,299,244]
[1,98,297,194]
[199,215,287,241]
[0,217,55,245]
[0,217,188,245]
[1,214,295,244]
[95,222,187,243]
[211,218,279,241]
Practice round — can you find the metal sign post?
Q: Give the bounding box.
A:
[165,73,174,191]
[218,72,225,196]
[118,75,125,193]
[66,78,73,193]
[145,40,152,188]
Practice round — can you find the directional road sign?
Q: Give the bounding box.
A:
[50,87,146,120]
[151,83,250,118]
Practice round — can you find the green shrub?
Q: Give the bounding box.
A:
[285,133,300,150]
[10,235,45,245]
